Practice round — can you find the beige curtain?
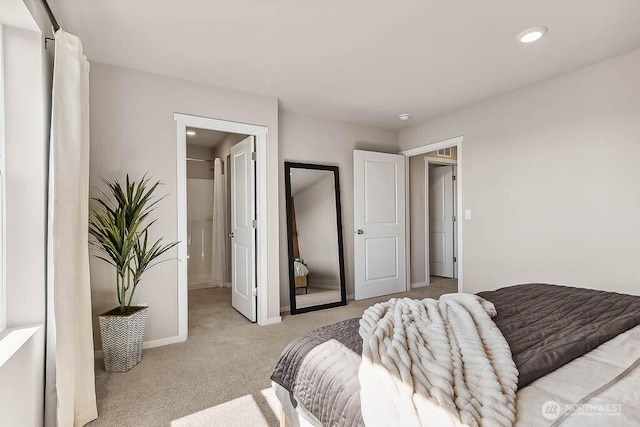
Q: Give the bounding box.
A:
[45,30,97,427]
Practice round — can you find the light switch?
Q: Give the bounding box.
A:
[464,209,472,220]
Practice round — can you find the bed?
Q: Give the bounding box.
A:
[271,284,640,426]
[294,260,309,293]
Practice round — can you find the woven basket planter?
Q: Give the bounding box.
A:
[98,306,148,373]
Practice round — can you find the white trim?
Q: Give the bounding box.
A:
[401,135,464,293]
[423,158,430,286]
[0,24,6,334]
[174,114,268,136]
[94,334,183,359]
[411,282,430,289]
[404,156,411,291]
[174,113,271,344]
[176,119,187,341]
[400,136,463,157]
[261,316,282,326]
[0,325,40,368]
[423,156,457,165]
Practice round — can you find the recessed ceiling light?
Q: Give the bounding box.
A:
[518,26,548,43]
[399,113,411,121]
[186,130,196,136]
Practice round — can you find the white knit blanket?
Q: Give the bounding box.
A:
[359,294,518,427]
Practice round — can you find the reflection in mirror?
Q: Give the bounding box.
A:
[285,162,346,314]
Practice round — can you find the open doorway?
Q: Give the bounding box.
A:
[175,114,270,341]
[403,136,463,293]
[185,128,251,330]
[428,162,457,281]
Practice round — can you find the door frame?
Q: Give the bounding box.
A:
[175,113,269,340]
[400,135,464,293]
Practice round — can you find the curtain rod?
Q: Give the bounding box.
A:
[39,0,61,32]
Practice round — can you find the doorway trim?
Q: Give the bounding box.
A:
[175,113,269,341]
[400,135,464,293]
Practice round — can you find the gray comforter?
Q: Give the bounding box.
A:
[271,284,640,426]
[478,283,640,387]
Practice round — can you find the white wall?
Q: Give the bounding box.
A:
[89,62,280,349]
[400,48,640,296]
[294,175,340,287]
[279,110,399,308]
[0,4,51,423]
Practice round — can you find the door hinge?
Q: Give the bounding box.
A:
[252,219,258,229]
[452,175,456,181]
[251,152,257,161]
[453,215,456,222]
[453,257,457,263]
[252,287,257,296]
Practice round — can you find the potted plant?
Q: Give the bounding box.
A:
[89,175,178,372]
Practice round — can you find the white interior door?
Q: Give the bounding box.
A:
[230,136,257,322]
[429,165,454,278]
[354,150,406,300]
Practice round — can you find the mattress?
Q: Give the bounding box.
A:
[274,324,640,426]
[271,284,640,426]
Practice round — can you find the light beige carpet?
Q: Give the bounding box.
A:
[296,288,341,308]
[89,279,457,426]
[171,387,281,427]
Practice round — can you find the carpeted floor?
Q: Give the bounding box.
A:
[296,287,341,308]
[89,278,457,426]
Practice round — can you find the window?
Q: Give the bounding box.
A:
[437,147,452,158]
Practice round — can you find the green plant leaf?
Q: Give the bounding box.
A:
[89,174,178,312]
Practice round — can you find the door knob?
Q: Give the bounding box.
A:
[357,229,364,235]
[228,232,235,238]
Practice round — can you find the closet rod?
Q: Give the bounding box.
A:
[39,0,61,32]
[187,157,224,174]
[186,157,213,163]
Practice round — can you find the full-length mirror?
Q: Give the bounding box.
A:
[285,162,346,314]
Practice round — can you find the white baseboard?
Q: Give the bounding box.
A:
[411,282,430,289]
[94,334,185,359]
[261,316,281,326]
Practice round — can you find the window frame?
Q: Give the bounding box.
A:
[0,23,6,333]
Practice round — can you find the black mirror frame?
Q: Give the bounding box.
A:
[285,161,347,315]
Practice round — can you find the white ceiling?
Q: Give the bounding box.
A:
[49,0,640,130]
[186,128,232,148]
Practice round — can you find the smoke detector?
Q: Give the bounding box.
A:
[399,113,411,121]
